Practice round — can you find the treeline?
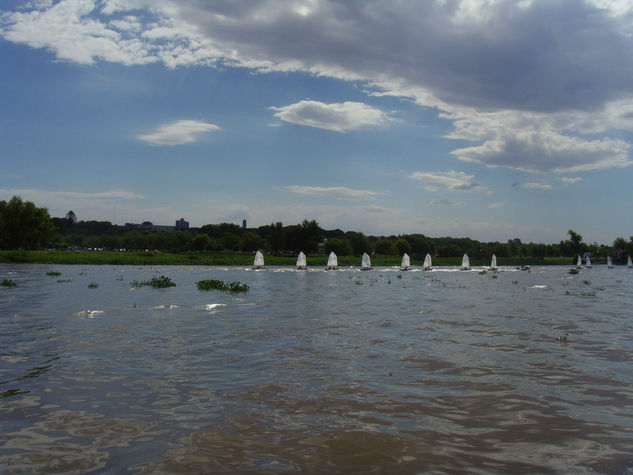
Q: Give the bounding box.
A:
[2,196,632,261]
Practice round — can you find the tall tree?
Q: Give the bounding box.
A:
[0,196,53,249]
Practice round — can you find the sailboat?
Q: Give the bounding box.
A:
[586,256,592,268]
[361,252,372,271]
[423,253,432,270]
[460,254,470,270]
[577,256,582,268]
[296,251,307,270]
[607,256,614,268]
[400,253,411,271]
[628,256,633,268]
[326,251,338,270]
[490,254,497,271]
[253,250,264,269]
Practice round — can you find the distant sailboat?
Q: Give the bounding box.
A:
[461,254,470,270]
[296,251,307,269]
[490,254,497,271]
[400,253,411,271]
[361,252,372,271]
[253,250,264,269]
[577,256,582,268]
[628,256,633,268]
[586,256,592,268]
[607,256,614,268]
[423,253,432,270]
[326,251,338,270]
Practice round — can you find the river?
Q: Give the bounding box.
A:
[1,264,632,473]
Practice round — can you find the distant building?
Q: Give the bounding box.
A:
[176,218,189,231]
[242,219,247,229]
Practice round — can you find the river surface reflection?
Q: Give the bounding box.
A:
[1,264,633,473]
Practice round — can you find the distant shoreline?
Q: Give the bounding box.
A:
[0,250,578,267]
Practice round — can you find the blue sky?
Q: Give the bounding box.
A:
[1,0,633,244]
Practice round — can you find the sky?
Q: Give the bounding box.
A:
[1,0,633,244]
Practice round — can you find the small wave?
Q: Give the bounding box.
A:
[151,305,179,310]
[200,303,227,311]
[530,285,548,289]
[74,310,104,317]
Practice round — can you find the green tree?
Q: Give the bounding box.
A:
[0,196,53,249]
[374,239,394,254]
[191,233,211,251]
[325,238,353,256]
[240,232,264,252]
[393,238,411,256]
[346,231,370,255]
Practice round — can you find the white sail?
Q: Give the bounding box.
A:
[577,256,582,268]
[607,256,613,268]
[490,254,497,269]
[423,253,432,270]
[253,250,264,268]
[400,253,411,270]
[461,254,470,270]
[361,252,372,270]
[586,256,592,268]
[296,251,307,269]
[628,256,633,268]
[326,251,338,269]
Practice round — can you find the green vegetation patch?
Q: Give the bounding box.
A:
[46,271,62,276]
[568,268,580,274]
[88,282,99,288]
[131,275,177,288]
[1,278,17,287]
[196,279,249,293]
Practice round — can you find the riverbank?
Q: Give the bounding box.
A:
[0,250,577,267]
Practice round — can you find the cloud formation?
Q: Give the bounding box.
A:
[2,0,633,172]
[270,100,390,132]
[410,170,480,191]
[285,185,384,200]
[137,120,220,146]
[430,199,467,206]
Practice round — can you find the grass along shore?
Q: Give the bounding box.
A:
[0,250,578,267]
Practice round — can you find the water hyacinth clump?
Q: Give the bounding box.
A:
[46,271,61,276]
[131,275,177,288]
[1,278,17,287]
[196,279,249,293]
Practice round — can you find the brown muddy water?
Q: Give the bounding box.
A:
[1,264,633,473]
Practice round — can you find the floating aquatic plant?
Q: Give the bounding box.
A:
[196,279,249,293]
[568,268,580,274]
[491,274,498,279]
[57,279,72,283]
[1,278,17,287]
[583,280,591,285]
[131,275,177,288]
[88,282,99,288]
[46,271,61,276]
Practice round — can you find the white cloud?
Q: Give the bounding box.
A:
[488,202,504,208]
[560,176,583,184]
[513,182,552,190]
[270,100,390,132]
[3,0,633,173]
[430,198,467,206]
[137,120,220,145]
[410,170,480,191]
[285,185,384,200]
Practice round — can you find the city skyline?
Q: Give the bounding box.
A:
[2,0,633,244]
